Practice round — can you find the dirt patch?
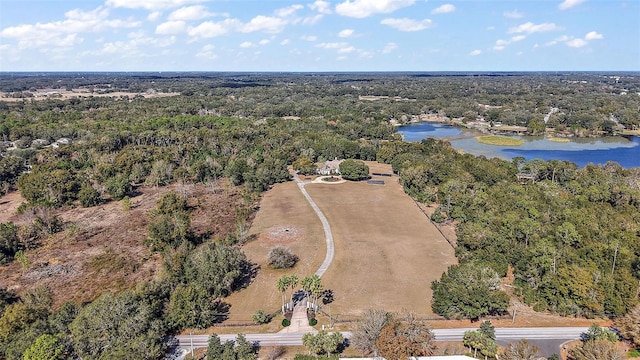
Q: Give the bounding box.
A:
[0,191,24,223]
[0,182,243,309]
[263,225,304,245]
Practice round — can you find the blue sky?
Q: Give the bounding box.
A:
[1,0,638,72]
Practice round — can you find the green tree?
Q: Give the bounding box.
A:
[463,329,498,360]
[0,222,20,264]
[293,155,317,175]
[302,330,343,356]
[104,174,132,200]
[338,159,369,181]
[235,333,257,360]
[582,324,618,343]
[78,184,101,207]
[431,262,510,320]
[146,191,193,251]
[23,334,65,360]
[166,284,223,330]
[69,291,166,360]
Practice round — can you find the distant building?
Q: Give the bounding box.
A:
[52,138,72,148]
[317,159,343,175]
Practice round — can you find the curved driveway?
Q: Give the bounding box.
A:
[292,173,334,278]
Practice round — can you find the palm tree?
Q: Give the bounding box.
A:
[288,274,299,310]
[276,275,290,314]
[302,275,322,311]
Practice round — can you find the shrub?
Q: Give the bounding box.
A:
[268,246,298,269]
[430,210,445,223]
[338,159,369,181]
[78,185,102,207]
[252,309,271,324]
[282,318,290,327]
[309,318,317,326]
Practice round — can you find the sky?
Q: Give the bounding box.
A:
[0,0,638,72]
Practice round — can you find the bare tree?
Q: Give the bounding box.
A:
[499,339,539,360]
[350,309,390,357]
[569,339,626,360]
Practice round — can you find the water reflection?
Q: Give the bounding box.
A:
[398,122,640,168]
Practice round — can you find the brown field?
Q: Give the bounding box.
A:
[308,164,457,319]
[222,179,326,329]
[220,162,457,331]
[0,89,179,102]
[0,182,242,308]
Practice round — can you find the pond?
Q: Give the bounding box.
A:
[398,122,640,168]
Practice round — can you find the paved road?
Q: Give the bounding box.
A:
[174,327,588,350]
[292,172,334,278]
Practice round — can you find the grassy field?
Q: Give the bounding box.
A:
[477,135,524,146]
[222,180,326,328]
[222,162,457,330]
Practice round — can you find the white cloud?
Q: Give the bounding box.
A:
[106,0,209,11]
[493,35,526,51]
[0,7,139,50]
[259,38,270,45]
[317,42,349,49]
[147,11,162,21]
[338,46,356,54]
[240,41,255,48]
[503,10,524,19]
[302,35,318,41]
[545,35,571,46]
[187,19,239,38]
[156,20,186,35]
[558,0,585,10]
[309,0,332,14]
[493,39,508,51]
[380,17,432,31]
[382,42,397,53]
[566,38,588,47]
[196,44,217,59]
[317,42,357,54]
[431,4,455,14]
[241,16,287,33]
[168,5,216,21]
[585,31,603,40]
[335,0,416,18]
[302,14,324,25]
[469,49,482,56]
[280,39,290,45]
[509,22,561,34]
[338,29,355,38]
[275,4,304,18]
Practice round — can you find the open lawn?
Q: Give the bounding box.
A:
[308,162,457,319]
[222,162,457,330]
[222,180,326,328]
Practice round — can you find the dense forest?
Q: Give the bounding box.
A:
[0,72,639,359]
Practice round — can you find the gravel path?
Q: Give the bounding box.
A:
[293,173,334,278]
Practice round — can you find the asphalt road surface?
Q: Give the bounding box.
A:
[174,326,588,355]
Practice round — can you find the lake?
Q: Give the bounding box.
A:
[398,122,640,168]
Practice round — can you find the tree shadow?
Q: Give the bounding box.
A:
[233,261,260,291]
[321,289,334,305]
